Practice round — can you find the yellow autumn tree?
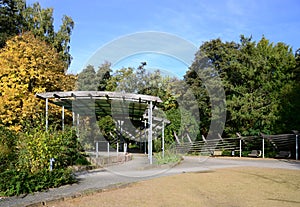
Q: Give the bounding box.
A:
[0,32,76,131]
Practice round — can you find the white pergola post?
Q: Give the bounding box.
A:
[144,120,147,155]
[140,127,142,151]
[236,133,242,158]
[117,142,119,157]
[124,143,127,154]
[45,98,48,131]
[162,121,165,158]
[296,134,299,160]
[292,131,299,160]
[96,141,99,158]
[72,112,75,126]
[148,101,153,164]
[76,113,80,137]
[239,139,242,157]
[262,137,265,158]
[107,142,110,157]
[62,105,65,131]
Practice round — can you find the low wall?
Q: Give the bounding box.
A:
[88,153,133,167]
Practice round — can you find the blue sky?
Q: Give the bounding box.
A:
[27,0,300,77]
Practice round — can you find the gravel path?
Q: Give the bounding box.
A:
[1,155,299,207]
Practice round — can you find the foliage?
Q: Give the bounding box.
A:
[277,48,300,131]
[76,63,112,91]
[154,150,182,165]
[0,168,75,196]
[106,67,135,91]
[0,125,87,196]
[0,0,74,67]
[17,126,86,173]
[0,0,24,47]
[0,32,76,131]
[76,63,188,148]
[97,115,118,145]
[0,126,18,171]
[185,36,297,137]
[75,65,98,90]
[97,115,116,136]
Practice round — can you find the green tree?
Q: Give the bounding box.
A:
[0,0,74,68]
[106,67,135,91]
[76,62,112,91]
[277,48,300,131]
[0,0,24,47]
[75,65,98,90]
[185,36,297,137]
[96,62,112,91]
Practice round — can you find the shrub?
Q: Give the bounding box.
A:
[221,150,232,156]
[0,168,76,196]
[17,126,88,173]
[0,126,88,196]
[0,126,18,171]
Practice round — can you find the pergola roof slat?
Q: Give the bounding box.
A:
[36,91,162,103]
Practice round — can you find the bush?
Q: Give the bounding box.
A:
[0,168,76,196]
[0,126,18,171]
[17,126,88,173]
[221,150,232,156]
[0,126,88,196]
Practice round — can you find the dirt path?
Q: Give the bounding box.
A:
[49,167,300,207]
[1,156,300,207]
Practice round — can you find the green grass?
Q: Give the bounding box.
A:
[154,150,182,165]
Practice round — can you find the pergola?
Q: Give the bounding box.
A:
[36,91,167,164]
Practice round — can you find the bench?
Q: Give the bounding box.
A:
[248,150,262,157]
[275,151,291,159]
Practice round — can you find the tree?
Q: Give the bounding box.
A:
[96,62,112,91]
[0,0,74,68]
[277,48,300,131]
[0,32,76,131]
[106,67,135,92]
[75,65,98,91]
[75,63,113,91]
[185,36,297,137]
[0,0,25,47]
[22,2,74,68]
